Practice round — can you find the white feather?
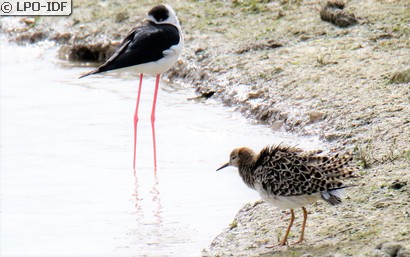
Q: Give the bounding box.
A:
[254,184,322,210]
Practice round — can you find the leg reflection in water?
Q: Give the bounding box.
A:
[132,170,143,222]
[132,169,163,224]
[151,169,163,225]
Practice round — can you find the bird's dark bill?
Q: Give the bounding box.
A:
[216,163,230,171]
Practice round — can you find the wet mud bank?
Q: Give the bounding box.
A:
[1,0,409,256]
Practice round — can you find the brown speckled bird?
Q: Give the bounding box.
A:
[217,144,357,246]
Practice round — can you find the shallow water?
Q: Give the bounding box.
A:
[0,41,322,256]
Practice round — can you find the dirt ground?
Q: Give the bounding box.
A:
[1,0,409,256]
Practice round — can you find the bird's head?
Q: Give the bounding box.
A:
[217,147,256,171]
[147,4,180,27]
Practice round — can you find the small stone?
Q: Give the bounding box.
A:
[309,111,326,123]
[373,198,393,208]
[389,180,407,190]
[21,17,36,25]
[194,48,205,55]
[271,121,284,130]
[115,12,129,23]
[390,68,410,84]
[248,91,262,99]
[187,91,215,101]
[320,0,357,28]
[374,242,407,257]
[229,220,238,229]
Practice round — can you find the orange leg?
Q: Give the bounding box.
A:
[293,207,308,245]
[267,209,295,248]
[150,74,160,169]
[133,73,143,172]
[279,209,295,246]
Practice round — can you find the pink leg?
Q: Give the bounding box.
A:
[133,74,143,172]
[151,74,160,169]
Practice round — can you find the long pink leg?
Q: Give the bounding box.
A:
[150,74,160,169]
[133,73,143,172]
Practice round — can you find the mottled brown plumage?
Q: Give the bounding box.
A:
[217,144,357,246]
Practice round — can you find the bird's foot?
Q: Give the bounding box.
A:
[291,239,304,245]
[265,241,288,248]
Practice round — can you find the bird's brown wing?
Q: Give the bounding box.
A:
[253,145,356,198]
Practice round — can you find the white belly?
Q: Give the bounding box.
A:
[254,183,321,210]
[117,41,183,75]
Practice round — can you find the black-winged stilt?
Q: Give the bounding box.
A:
[80,4,184,170]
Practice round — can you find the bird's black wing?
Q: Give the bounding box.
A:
[80,21,180,78]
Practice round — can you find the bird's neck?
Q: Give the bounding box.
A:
[238,161,256,189]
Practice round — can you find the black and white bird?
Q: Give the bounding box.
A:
[80,4,184,170]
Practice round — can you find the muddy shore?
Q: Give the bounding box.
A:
[1,0,409,256]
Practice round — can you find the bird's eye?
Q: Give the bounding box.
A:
[232,156,236,160]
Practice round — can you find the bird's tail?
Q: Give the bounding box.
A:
[79,67,101,79]
[321,189,343,205]
[321,185,357,205]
